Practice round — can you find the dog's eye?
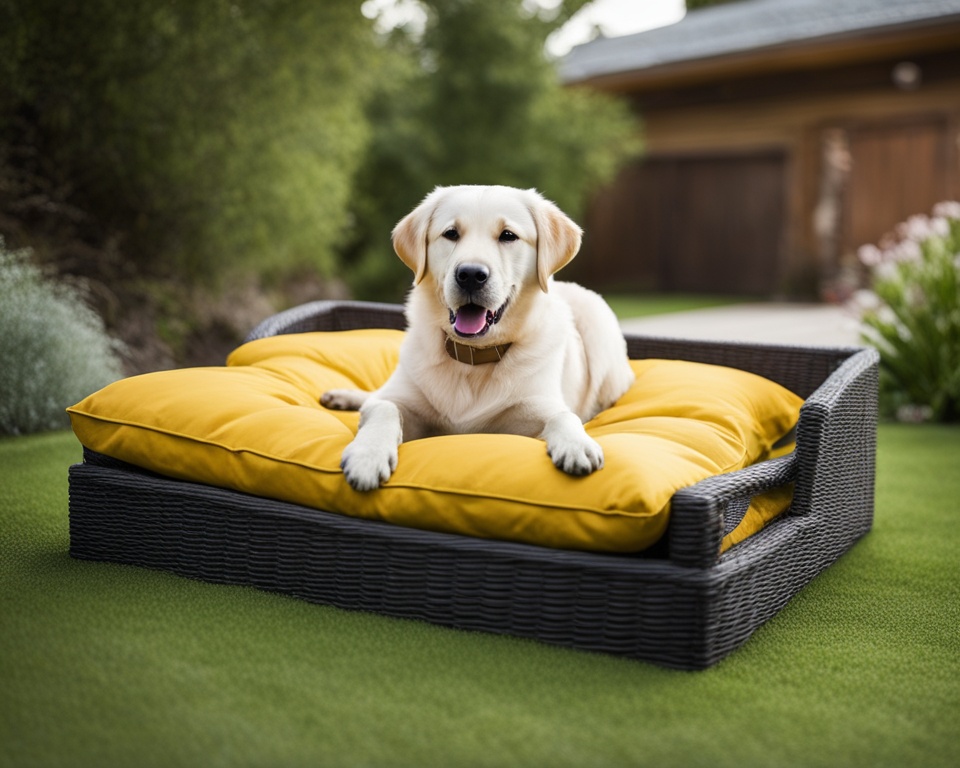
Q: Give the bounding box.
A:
[442,228,460,242]
[499,230,518,243]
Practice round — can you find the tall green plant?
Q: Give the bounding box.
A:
[345,0,641,300]
[1,0,375,283]
[854,202,960,422]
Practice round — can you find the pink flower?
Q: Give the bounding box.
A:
[932,201,960,220]
[893,240,922,262]
[897,215,934,243]
[858,244,883,267]
[929,217,950,238]
[875,260,899,282]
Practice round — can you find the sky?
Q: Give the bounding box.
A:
[545,0,687,56]
[360,0,688,57]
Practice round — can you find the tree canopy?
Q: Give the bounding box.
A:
[1,0,375,282]
[346,0,640,298]
[1,0,639,302]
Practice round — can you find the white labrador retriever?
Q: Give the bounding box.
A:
[322,185,634,491]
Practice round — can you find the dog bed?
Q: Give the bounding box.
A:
[67,300,878,669]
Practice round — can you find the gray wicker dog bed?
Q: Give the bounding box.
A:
[68,300,878,669]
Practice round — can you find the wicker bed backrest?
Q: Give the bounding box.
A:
[246,300,406,339]
[625,337,860,401]
[246,299,863,400]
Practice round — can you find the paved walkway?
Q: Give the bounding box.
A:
[620,302,865,348]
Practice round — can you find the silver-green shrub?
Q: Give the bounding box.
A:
[854,202,960,422]
[0,242,124,435]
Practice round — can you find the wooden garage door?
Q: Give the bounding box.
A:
[842,118,952,253]
[578,152,786,296]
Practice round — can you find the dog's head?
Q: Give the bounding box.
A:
[392,185,582,344]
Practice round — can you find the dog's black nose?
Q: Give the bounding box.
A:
[455,264,489,293]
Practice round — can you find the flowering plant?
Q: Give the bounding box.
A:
[854,202,960,422]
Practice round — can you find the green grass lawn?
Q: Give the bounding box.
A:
[2,426,958,768]
[605,293,745,320]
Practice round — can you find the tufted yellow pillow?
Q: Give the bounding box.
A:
[68,330,803,553]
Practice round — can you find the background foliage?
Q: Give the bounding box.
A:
[0,240,123,435]
[344,0,641,299]
[0,0,376,283]
[855,202,960,423]
[1,0,638,300]
[0,0,639,396]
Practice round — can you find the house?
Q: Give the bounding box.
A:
[561,0,960,299]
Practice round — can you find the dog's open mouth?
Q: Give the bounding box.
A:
[449,300,508,338]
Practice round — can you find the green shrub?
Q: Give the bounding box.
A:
[0,242,124,435]
[854,202,960,422]
[1,0,374,284]
[344,0,641,301]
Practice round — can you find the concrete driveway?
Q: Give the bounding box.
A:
[620,302,865,348]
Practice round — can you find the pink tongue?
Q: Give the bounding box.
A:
[454,305,488,335]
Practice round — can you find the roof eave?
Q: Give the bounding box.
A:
[566,15,960,94]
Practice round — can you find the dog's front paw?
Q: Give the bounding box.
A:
[547,434,604,477]
[340,441,397,492]
[321,389,368,411]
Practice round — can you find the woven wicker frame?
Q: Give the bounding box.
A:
[69,300,878,669]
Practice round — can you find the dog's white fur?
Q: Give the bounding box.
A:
[322,185,634,491]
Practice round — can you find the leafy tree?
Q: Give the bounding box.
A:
[344,0,641,300]
[1,0,639,310]
[0,0,375,284]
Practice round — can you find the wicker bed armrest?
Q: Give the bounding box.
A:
[668,347,878,567]
[792,347,879,529]
[668,453,797,567]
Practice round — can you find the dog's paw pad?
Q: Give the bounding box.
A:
[340,444,397,492]
[548,437,604,477]
[321,389,363,411]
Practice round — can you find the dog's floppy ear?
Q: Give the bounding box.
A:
[392,188,443,285]
[527,189,583,293]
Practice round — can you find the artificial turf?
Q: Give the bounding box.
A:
[1,426,958,768]
[604,293,743,320]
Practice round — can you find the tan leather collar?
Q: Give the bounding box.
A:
[445,337,512,365]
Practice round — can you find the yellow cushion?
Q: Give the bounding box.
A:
[67,330,803,553]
